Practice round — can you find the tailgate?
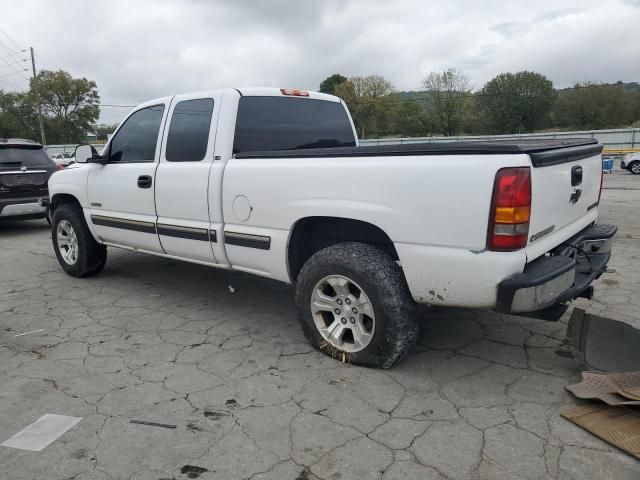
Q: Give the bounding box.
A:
[525,144,602,260]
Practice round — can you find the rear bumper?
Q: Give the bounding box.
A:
[0,197,47,218]
[496,224,616,316]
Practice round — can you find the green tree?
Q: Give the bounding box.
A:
[319,73,348,95]
[32,70,100,143]
[335,75,393,138]
[477,71,555,133]
[0,90,39,139]
[553,82,634,129]
[422,68,472,136]
[394,99,434,137]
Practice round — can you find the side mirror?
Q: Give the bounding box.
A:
[74,144,104,164]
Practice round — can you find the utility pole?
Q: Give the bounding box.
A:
[29,47,46,145]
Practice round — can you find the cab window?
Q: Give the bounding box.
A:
[233,97,356,155]
[166,98,214,162]
[109,105,164,163]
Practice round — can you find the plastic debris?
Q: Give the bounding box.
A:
[129,420,176,429]
[14,329,45,337]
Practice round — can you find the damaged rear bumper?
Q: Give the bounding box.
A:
[496,223,617,319]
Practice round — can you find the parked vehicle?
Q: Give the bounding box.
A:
[50,152,76,168]
[0,138,58,221]
[621,153,640,174]
[47,88,616,367]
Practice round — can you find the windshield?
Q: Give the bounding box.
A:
[0,145,52,166]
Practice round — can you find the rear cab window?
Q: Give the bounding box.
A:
[233,97,356,155]
[166,98,214,162]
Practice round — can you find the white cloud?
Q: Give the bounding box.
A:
[2,0,638,124]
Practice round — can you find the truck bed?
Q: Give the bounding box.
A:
[236,138,602,167]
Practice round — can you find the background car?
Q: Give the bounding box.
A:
[0,138,58,221]
[621,153,640,174]
[50,152,76,168]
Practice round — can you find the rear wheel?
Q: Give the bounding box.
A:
[52,203,107,277]
[629,161,640,175]
[295,242,419,368]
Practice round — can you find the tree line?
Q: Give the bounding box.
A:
[0,70,100,143]
[320,71,640,138]
[2,68,639,144]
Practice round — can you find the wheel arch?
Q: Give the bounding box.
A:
[287,216,399,283]
[51,192,82,211]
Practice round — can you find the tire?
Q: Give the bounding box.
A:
[629,161,640,175]
[295,242,419,368]
[52,203,107,277]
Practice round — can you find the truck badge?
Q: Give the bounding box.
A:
[569,188,582,204]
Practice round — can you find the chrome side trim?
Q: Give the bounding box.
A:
[90,215,157,235]
[157,223,210,242]
[224,231,271,250]
[0,170,48,175]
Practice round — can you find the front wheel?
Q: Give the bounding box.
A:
[295,242,419,368]
[52,203,107,277]
[629,161,640,175]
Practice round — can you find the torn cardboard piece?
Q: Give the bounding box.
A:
[561,404,640,459]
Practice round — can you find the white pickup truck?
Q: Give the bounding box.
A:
[47,87,616,368]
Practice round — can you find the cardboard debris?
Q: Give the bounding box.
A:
[561,404,640,459]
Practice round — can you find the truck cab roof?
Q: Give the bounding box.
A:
[136,87,341,111]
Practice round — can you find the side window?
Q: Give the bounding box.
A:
[166,98,214,162]
[109,105,164,163]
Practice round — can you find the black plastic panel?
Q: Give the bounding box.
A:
[236,138,599,160]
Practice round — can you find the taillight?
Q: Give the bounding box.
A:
[55,163,64,171]
[280,88,309,97]
[488,167,531,251]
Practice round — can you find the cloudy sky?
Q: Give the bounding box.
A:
[2,0,640,124]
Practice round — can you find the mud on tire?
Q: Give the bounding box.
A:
[295,242,419,368]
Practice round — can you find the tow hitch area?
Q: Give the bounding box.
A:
[496,223,616,321]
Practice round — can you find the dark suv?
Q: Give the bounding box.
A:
[0,139,58,221]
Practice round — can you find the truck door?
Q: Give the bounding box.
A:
[154,92,222,263]
[87,101,170,253]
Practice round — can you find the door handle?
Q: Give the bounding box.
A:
[571,166,583,186]
[137,175,152,189]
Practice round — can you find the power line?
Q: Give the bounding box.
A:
[0,75,25,91]
[0,39,23,62]
[0,56,27,67]
[0,70,29,79]
[0,51,27,61]
[0,25,25,51]
[0,44,30,83]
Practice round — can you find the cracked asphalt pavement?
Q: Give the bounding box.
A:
[1,171,639,480]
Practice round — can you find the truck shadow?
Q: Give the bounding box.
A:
[0,219,49,237]
[92,248,585,371]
